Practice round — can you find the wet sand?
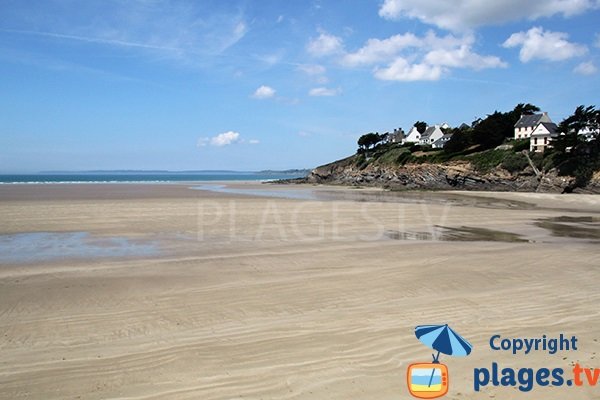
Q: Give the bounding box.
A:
[0,183,599,399]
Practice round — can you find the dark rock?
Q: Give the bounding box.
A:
[302,155,599,193]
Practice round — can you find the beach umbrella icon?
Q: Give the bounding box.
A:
[415,324,472,361]
[414,324,473,387]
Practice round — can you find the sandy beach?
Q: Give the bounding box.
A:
[1,183,599,399]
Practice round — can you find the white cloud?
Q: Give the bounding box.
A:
[256,52,283,66]
[252,85,276,99]
[374,58,443,81]
[197,131,241,147]
[297,64,329,84]
[4,2,250,63]
[424,44,506,69]
[503,27,587,62]
[309,87,341,96]
[342,33,421,66]
[211,131,240,146]
[3,29,184,52]
[378,0,600,31]
[307,31,344,56]
[297,64,327,75]
[248,139,260,144]
[225,22,248,51]
[574,61,598,75]
[338,30,505,81]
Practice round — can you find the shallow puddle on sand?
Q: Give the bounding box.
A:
[191,184,320,200]
[192,184,538,210]
[386,225,528,242]
[534,216,600,240]
[0,231,159,264]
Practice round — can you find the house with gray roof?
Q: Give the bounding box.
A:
[514,112,552,140]
[432,133,454,149]
[387,128,405,143]
[402,126,422,144]
[530,122,558,152]
[419,125,444,146]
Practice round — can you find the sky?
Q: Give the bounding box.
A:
[1,0,599,172]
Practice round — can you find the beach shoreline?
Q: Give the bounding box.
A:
[0,184,599,399]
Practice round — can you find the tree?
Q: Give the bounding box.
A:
[550,105,600,187]
[444,126,473,154]
[357,132,383,151]
[470,103,541,150]
[472,111,514,149]
[554,105,599,152]
[414,121,427,134]
[511,103,540,119]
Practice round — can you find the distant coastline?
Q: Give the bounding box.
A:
[0,170,310,184]
[37,169,311,175]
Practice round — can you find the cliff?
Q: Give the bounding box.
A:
[299,154,600,194]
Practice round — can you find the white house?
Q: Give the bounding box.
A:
[419,125,445,145]
[578,126,599,141]
[530,122,558,152]
[403,126,422,144]
[514,112,552,140]
[432,133,453,149]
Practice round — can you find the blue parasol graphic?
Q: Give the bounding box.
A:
[414,324,472,387]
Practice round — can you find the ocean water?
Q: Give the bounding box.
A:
[0,171,308,184]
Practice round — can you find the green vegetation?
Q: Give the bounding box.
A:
[512,138,530,152]
[501,152,530,173]
[550,105,600,187]
[357,132,384,151]
[413,121,427,134]
[352,103,599,189]
[375,146,412,165]
[442,103,540,153]
[467,150,512,173]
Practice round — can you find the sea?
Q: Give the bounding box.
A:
[0,171,309,184]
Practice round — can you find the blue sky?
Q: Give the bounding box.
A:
[1,0,599,172]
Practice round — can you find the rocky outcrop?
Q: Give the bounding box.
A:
[576,170,600,193]
[298,155,592,193]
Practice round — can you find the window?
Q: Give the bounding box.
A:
[534,138,538,144]
[544,137,548,145]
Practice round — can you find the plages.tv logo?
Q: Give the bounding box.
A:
[407,324,473,399]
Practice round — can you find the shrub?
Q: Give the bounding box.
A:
[541,151,559,172]
[355,154,369,170]
[419,145,436,152]
[467,149,511,173]
[376,147,409,165]
[396,150,416,165]
[512,139,530,152]
[530,152,544,170]
[501,152,529,173]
